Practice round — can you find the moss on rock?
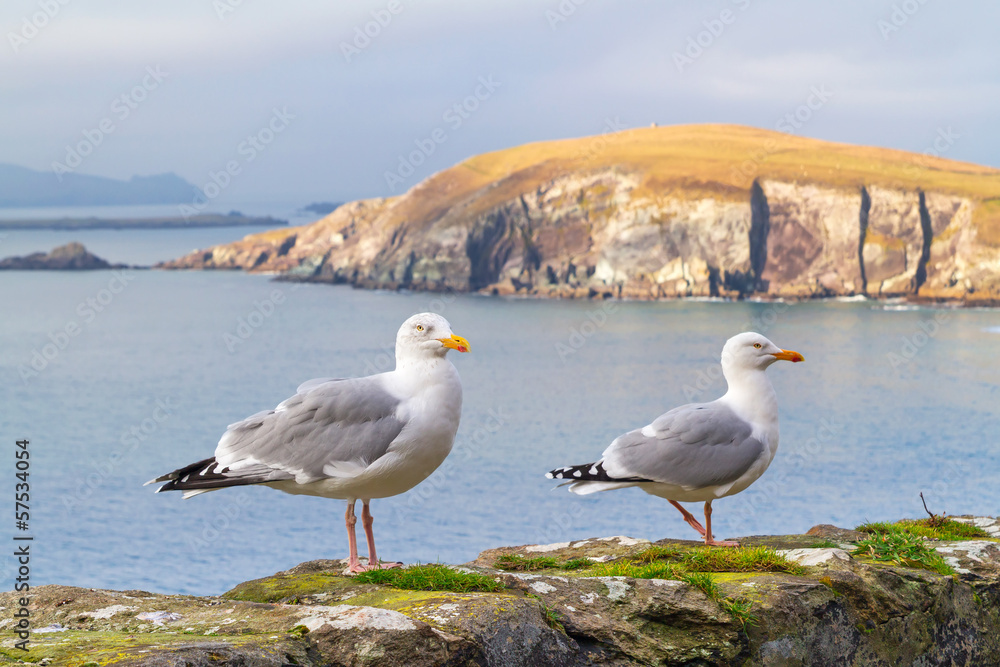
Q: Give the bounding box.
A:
[6,518,1000,665]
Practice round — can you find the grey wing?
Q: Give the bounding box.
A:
[296,377,339,394]
[214,376,406,484]
[602,402,764,490]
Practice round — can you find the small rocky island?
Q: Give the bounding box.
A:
[4,516,999,665]
[0,242,130,270]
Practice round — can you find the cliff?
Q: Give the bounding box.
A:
[4,517,1000,666]
[158,124,1000,303]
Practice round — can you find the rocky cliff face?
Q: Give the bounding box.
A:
[7,517,1000,666]
[159,125,1000,304]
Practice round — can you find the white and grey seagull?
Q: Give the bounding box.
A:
[148,312,470,572]
[547,332,803,547]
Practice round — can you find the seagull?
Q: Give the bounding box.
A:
[147,312,470,573]
[547,332,803,547]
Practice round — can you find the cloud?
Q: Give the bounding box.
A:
[1,0,998,203]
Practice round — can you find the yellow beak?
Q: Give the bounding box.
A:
[438,334,471,353]
[772,349,804,363]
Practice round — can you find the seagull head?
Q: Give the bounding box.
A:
[396,312,471,361]
[721,332,804,373]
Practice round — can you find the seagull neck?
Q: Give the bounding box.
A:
[394,355,452,377]
[720,367,777,424]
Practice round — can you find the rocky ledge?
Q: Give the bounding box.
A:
[0,242,130,271]
[4,516,999,666]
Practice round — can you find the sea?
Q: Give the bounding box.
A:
[1,206,998,596]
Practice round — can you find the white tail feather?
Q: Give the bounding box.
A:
[568,480,638,495]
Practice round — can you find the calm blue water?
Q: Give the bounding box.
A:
[1,230,998,596]
[0,200,323,266]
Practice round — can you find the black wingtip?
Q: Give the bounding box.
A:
[547,461,652,484]
[547,462,606,481]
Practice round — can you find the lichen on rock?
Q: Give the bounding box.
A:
[4,516,1000,665]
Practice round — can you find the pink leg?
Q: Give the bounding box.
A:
[703,500,739,547]
[670,500,707,537]
[361,501,401,571]
[345,501,369,573]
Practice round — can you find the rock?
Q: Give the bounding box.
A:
[158,124,1000,305]
[474,535,653,567]
[0,242,130,270]
[807,523,867,544]
[777,547,853,567]
[951,515,1000,538]
[5,519,1000,665]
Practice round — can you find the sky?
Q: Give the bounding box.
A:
[2,0,999,207]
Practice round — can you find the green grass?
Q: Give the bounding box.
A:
[679,571,720,599]
[493,545,802,632]
[527,593,566,633]
[852,528,955,576]
[493,554,595,572]
[353,564,504,593]
[678,546,804,574]
[633,545,804,574]
[590,559,681,580]
[720,597,757,630]
[810,539,840,549]
[584,546,798,631]
[493,554,560,571]
[857,518,990,541]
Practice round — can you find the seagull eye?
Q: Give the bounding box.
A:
[753,343,762,349]
[416,325,424,332]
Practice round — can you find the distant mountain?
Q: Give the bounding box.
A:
[300,201,343,215]
[0,163,200,207]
